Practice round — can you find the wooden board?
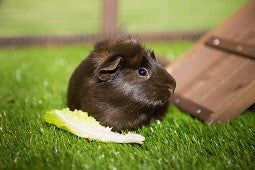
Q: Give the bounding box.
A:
[167,0,255,124]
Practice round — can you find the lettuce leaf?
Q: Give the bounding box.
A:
[44,108,145,144]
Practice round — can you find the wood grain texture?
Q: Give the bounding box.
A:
[205,35,255,59]
[103,0,118,36]
[167,0,255,123]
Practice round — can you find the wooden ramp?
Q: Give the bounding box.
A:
[167,0,255,124]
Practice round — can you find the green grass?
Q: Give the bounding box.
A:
[0,1,253,169]
[0,42,254,169]
[0,0,247,36]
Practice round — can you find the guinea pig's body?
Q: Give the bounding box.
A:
[67,37,176,131]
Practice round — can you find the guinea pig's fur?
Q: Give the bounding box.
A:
[67,36,176,131]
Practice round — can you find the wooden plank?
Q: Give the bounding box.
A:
[207,80,255,124]
[201,61,255,116]
[172,94,214,121]
[167,0,255,123]
[170,48,223,93]
[205,36,255,59]
[183,54,248,103]
[183,29,253,103]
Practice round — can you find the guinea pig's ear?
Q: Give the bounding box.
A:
[151,51,156,60]
[97,56,121,81]
[150,50,156,61]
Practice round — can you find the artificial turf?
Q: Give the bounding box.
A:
[0,42,254,169]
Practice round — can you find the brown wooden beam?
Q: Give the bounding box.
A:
[103,0,118,36]
[205,35,255,60]
[0,31,205,49]
[0,34,105,49]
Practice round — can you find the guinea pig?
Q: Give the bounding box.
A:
[67,36,176,131]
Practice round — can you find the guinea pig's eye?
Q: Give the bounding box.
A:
[137,68,148,77]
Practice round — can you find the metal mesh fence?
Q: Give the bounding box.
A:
[119,0,247,33]
[0,0,248,45]
[0,0,102,36]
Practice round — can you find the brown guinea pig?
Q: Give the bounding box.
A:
[67,36,176,131]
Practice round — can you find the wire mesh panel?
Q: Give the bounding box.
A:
[119,0,247,33]
[0,0,249,47]
[0,0,102,36]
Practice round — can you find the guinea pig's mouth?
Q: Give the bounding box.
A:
[154,95,173,106]
[169,88,175,98]
[164,85,175,100]
[150,87,175,106]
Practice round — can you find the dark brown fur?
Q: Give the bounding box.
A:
[67,36,176,131]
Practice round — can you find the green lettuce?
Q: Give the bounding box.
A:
[44,108,145,144]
